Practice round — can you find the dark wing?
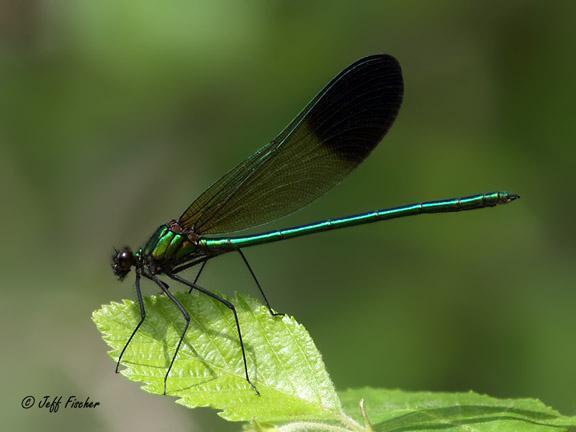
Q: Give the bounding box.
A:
[179,54,403,235]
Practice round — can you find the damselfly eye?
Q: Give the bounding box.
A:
[112,247,134,279]
[118,250,132,265]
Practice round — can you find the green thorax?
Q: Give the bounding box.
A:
[140,224,198,263]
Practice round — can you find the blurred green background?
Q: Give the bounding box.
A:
[2,1,575,431]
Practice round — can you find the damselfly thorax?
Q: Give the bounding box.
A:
[137,221,220,275]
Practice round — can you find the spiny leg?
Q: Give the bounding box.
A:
[188,259,207,294]
[167,272,260,396]
[237,249,283,316]
[116,270,145,373]
[147,274,190,396]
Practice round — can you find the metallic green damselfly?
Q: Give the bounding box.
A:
[112,54,518,395]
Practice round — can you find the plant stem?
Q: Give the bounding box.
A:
[359,399,373,431]
[337,410,365,432]
[277,422,354,432]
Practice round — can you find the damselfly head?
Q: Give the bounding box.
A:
[112,247,135,280]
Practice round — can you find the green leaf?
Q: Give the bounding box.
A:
[92,291,352,424]
[339,387,576,432]
[93,292,576,431]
